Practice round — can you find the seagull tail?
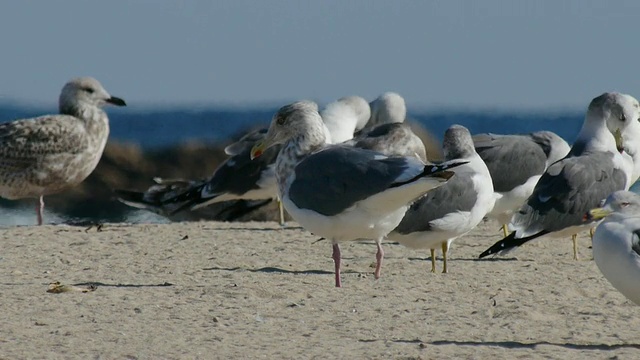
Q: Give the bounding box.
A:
[478,230,550,258]
[161,183,218,215]
[391,160,469,188]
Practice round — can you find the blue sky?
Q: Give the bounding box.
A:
[0,1,638,110]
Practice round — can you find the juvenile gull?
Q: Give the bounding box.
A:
[479,92,633,259]
[250,100,465,287]
[0,77,125,225]
[473,131,570,236]
[351,92,427,161]
[115,96,371,223]
[388,125,494,273]
[587,191,640,305]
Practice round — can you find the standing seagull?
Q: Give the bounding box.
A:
[250,101,465,287]
[388,125,494,273]
[473,131,570,237]
[479,93,633,259]
[587,191,640,306]
[0,77,125,225]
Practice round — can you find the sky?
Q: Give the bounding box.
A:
[0,1,639,110]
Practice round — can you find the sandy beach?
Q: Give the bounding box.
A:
[1,219,639,359]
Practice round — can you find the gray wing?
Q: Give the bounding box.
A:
[288,146,429,216]
[0,115,88,172]
[473,133,547,192]
[353,123,427,161]
[203,140,279,197]
[528,131,557,158]
[512,152,627,235]
[394,173,478,234]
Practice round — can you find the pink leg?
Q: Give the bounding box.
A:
[36,196,44,226]
[374,240,384,279]
[332,243,342,288]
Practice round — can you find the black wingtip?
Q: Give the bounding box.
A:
[113,189,147,204]
[478,230,547,258]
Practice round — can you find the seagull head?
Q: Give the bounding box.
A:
[251,100,321,159]
[59,77,126,115]
[585,190,640,221]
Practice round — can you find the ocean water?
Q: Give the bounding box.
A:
[0,102,585,149]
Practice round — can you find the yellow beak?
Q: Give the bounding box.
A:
[614,128,624,152]
[587,207,613,221]
[250,140,267,160]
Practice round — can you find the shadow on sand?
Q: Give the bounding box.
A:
[202,266,366,276]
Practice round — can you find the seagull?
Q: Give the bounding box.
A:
[587,190,640,305]
[473,131,570,237]
[351,92,427,161]
[479,92,634,260]
[250,100,465,287]
[115,127,281,218]
[321,95,371,143]
[0,77,125,225]
[388,125,494,273]
[115,96,371,224]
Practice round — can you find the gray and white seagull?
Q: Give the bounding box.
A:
[250,100,465,287]
[473,131,570,237]
[587,190,640,306]
[388,125,494,273]
[479,92,634,259]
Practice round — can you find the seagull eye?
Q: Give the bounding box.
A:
[621,114,627,122]
[276,116,286,125]
[621,202,631,207]
[84,87,95,94]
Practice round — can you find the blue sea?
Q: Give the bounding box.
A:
[0,102,585,149]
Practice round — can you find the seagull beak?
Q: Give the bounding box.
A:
[585,207,612,221]
[106,96,127,107]
[250,140,267,160]
[614,128,624,153]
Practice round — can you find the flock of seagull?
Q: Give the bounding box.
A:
[2,77,640,304]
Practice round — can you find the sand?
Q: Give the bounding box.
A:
[0,219,639,359]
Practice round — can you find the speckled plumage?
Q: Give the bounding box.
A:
[0,77,125,224]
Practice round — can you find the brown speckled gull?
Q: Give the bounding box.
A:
[0,77,126,225]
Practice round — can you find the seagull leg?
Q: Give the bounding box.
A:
[429,249,437,273]
[441,242,449,274]
[589,227,595,240]
[36,196,44,225]
[277,196,286,227]
[572,234,578,260]
[374,239,384,280]
[502,224,508,238]
[332,243,342,288]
